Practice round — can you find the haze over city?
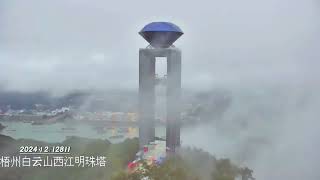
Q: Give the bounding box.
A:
[0,0,320,180]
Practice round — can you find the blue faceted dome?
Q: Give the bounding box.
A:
[139,22,183,48]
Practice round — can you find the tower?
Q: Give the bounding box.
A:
[138,22,183,152]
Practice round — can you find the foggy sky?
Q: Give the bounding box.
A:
[1,0,319,94]
[1,0,320,179]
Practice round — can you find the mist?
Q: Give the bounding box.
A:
[181,86,320,180]
[1,0,320,179]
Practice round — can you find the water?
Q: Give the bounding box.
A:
[0,121,253,173]
[0,121,237,159]
[1,120,244,163]
[0,121,142,143]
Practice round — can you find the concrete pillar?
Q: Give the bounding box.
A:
[166,48,181,152]
[138,48,181,152]
[139,49,156,149]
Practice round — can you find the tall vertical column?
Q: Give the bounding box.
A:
[139,49,156,149]
[166,48,181,152]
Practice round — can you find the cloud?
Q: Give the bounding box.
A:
[0,0,319,93]
[1,0,320,179]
